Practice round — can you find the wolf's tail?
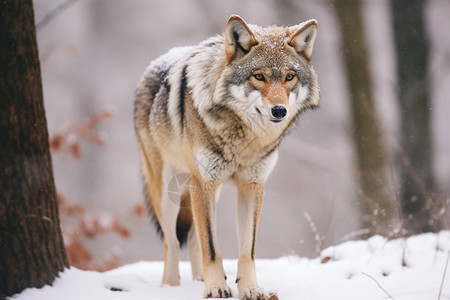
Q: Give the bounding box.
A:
[176,190,193,247]
[143,180,192,248]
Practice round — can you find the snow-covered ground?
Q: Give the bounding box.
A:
[11,232,450,300]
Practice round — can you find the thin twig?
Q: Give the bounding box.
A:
[323,196,336,246]
[303,211,322,255]
[438,251,450,300]
[362,272,395,300]
[387,159,406,239]
[396,144,435,214]
[340,228,370,243]
[444,197,450,230]
[36,0,81,30]
[401,238,408,268]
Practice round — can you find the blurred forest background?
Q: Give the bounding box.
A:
[33,0,450,271]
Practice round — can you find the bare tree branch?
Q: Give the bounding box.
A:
[36,0,81,30]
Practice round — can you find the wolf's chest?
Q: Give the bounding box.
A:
[194,141,279,183]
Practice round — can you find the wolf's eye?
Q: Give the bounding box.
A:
[286,73,296,81]
[254,74,265,81]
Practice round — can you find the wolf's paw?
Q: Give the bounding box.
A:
[240,288,279,300]
[204,285,233,298]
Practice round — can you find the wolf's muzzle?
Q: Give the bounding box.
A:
[270,105,288,123]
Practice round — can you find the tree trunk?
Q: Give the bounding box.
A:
[0,1,69,298]
[335,0,393,235]
[390,0,435,234]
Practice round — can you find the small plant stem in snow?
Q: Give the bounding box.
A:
[438,251,450,300]
[362,272,395,300]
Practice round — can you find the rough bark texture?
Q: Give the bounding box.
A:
[0,1,69,298]
[335,0,393,234]
[390,0,435,234]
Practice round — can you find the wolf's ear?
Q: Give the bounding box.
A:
[225,15,258,63]
[287,20,318,60]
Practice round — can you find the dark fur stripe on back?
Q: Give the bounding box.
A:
[159,69,171,92]
[179,65,188,130]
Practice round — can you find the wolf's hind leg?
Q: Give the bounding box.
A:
[138,141,181,286]
[161,164,181,286]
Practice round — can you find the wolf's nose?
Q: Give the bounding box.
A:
[271,105,287,120]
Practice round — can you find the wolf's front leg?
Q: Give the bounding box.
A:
[190,177,232,298]
[236,182,276,300]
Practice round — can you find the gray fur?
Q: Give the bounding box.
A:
[134,15,320,299]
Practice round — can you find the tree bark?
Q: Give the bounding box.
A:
[335,0,393,235]
[0,1,69,298]
[390,0,435,234]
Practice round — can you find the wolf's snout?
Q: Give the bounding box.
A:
[271,105,287,121]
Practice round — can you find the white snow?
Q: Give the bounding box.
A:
[10,232,450,300]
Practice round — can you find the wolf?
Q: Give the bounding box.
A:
[134,15,319,300]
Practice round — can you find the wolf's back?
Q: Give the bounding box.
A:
[134,46,197,247]
[135,47,193,112]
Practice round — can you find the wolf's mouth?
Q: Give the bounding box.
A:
[269,119,283,123]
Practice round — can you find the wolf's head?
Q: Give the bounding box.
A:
[222,15,319,126]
